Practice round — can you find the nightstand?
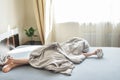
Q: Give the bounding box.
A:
[23,41,42,45]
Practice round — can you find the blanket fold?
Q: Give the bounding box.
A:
[29,37,90,75]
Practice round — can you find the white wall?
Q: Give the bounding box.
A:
[0,0,25,44]
[0,0,39,44]
[0,0,25,33]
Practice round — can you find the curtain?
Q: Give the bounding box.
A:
[54,22,120,47]
[79,23,120,47]
[52,0,120,47]
[34,0,120,46]
[33,0,55,44]
[44,0,55,44]
[33,0,45,44]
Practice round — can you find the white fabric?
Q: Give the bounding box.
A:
[44,0,120,47]
[54,0,120,23]
[8,46,42,54]
[45,0,56,44]
[54,23,120,47]
[0,45,10,65]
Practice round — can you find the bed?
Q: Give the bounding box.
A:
[1,45,120,80]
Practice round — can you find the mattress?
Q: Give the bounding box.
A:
[1,46,120,80]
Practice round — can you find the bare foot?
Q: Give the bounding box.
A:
[2,58,16,73]
[2,63,14,73]
[2,62,22,73]
[2,59,24,73]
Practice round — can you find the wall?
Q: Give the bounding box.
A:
[23,0,40,43]
[0,0,25,44]
[0,0,39,44]
[0,0,25,33]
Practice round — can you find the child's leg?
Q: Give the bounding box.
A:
[8,58,29,64]
[82,49,103,58]
[2,58,29,73]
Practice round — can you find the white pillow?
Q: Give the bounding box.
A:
[8,45,42,54]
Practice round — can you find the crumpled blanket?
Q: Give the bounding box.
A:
[0,45,10,65]
[29,37,90,75]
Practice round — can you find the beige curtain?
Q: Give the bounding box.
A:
[33,0,45,44]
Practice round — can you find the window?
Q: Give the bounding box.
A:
[54,0,120,23]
